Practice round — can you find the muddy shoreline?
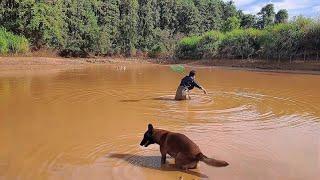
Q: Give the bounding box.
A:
[1,56,320,75]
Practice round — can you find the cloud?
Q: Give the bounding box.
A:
[228,0,320,17]
[239,1,269,14]
[230,0,256,7]
[313,6,320,12]
[272,0,310,11]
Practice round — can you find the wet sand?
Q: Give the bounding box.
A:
[1,57,320,180]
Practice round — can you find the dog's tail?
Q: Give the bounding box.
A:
[197,153,229,167]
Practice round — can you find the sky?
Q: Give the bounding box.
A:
[228,0,320,18]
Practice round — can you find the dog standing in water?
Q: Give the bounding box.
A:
[175,70,207,100]
[140,124,229,170]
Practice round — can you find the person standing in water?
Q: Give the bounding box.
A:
[175,70,207,100]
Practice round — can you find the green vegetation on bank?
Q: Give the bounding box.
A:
[0,28,29,54]
[0,1,318,60]
[176,18,320,61]
[0,0,285,56]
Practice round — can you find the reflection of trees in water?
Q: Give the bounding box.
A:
[0,74,59,102]
[0,79,10,100]
[0,77,32,102]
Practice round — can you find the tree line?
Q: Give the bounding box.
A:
[0,0,318,61]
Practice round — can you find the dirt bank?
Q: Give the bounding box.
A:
[1,56,320,75]
[0,56,148,72]
[157,59,320,74]
[0,57,88,71]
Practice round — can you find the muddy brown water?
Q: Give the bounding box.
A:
[0,63,320,180]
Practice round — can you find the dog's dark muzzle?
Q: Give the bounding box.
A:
[140,139,147,146]
[140,139,151,147]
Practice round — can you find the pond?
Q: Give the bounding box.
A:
[0,63,319,180]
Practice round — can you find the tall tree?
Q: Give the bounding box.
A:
[137,0,157,51]
[221,1,239,32]
[0,0,21,34]
[118,0,139,55]
[176,0,201,35]
[222,1,237,21]
[195,0,223,32]
[26,1,65,49]
[62,0,100,56]
[257,3,275,29]
[223,16,240,32]
[240,14,256,29]
[275,9,288,24]
[0,0,65,49]
[97,0,120,55]
[157,0,177,31]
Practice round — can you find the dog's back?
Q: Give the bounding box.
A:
[162,131,201,158]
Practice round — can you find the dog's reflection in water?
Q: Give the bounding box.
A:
[108,153,208,178]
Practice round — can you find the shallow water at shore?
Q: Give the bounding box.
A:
[0,63,320,180]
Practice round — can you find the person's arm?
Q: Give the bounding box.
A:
[193,81,207,94]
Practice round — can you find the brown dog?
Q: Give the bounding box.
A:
[140,124,229,170]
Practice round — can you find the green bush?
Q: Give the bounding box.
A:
[175,20,320,61]
[148,44,165,58]
[175,28,264,60]
[260,23,302,61]
[6,33,29,53]
[300,21,320,60]
[0,28,29,54]
[220,29,262,59]
[175,35,202,59]
[0,38,9,54]
[198,31,224,58]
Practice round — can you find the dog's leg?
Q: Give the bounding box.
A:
[160,146,167,164]
[175,153,183,169]
[161,154,166,164]
[175,153,198,170]
[175,153,189,169]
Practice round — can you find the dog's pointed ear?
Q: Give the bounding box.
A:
[148,124,153,131]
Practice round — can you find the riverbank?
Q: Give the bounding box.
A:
[1,56,320,75]
[163,59,320,75]
[0,56,149,73]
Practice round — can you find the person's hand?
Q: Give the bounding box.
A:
[203,89,207,94]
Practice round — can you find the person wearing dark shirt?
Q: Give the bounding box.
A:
[175,70,207,100]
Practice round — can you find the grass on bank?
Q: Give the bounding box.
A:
[0,27,29,55]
